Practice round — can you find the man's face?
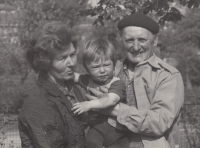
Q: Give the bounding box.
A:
[86,58,114,83]
[121,26,158,64]
[48,43,77,84]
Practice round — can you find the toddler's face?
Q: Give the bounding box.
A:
[86,58,114,83]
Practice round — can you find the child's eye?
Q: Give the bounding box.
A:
[92,66,99,69]
[104,64,111,66]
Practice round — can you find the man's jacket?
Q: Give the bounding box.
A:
[115,54,184,148]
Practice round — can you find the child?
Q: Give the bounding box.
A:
[72,39,129,148]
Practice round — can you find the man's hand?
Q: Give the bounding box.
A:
[72,102,91,115]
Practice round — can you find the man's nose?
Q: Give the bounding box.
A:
[131,40,140,52]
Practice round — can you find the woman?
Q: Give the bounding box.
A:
[18,21,88,148]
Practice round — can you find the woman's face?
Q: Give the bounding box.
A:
[48,43,77,84]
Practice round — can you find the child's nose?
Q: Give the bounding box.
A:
[99,66,105,73]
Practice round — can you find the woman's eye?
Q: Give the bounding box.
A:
[59,57,64,61]
[71,54,76,57]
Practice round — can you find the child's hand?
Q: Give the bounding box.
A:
[72,102,91,115]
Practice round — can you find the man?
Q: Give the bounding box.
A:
[86,13,184,148]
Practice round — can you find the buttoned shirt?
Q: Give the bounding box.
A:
[115,54,184,148]
[49,76,78,105]
[118,60,137,106]
[117,60,143,148]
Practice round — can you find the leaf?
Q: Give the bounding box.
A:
[179,0,189,6]
[159,16,166,26]
[186,0,199,8]
[93,16,104,26]
[77,0,88,5]
[110,11,118,21]
[157,8,166,16]
[142,1,154,14]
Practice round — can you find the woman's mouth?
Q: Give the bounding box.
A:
[65,71,74,75]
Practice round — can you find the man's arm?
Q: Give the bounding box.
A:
[86,73,184,137]
[116,73,184,137]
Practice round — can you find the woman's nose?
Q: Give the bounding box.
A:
[66,57,74,67]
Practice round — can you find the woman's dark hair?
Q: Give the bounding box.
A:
[26,21,77,73]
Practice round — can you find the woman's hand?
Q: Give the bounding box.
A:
[72,102,91,115]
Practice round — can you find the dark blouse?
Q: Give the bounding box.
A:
[18,73,88,148]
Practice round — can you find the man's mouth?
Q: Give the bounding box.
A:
[131,51,145,56]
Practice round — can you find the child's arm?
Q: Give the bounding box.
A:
[72,93,120,115]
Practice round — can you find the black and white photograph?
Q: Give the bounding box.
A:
[0,0,200,148]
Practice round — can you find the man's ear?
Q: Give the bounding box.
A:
[119,30,123,37]
[153,36,158,47]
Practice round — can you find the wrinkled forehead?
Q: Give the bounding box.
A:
[121,26,157,41]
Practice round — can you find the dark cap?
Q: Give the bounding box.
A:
[117,13,159,34]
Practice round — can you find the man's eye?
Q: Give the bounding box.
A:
[138,38,147,43]
[92,66,98,68]
[125,38,134,42]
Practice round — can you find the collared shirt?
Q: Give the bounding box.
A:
[49,77,78,105]
[117,60,143,148]
[118,60,137,107]
[115,54,184,148]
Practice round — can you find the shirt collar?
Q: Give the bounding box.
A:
[48,76,75,96]
[141,54,160,69]
[37,72,74,97]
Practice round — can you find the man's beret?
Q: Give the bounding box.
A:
[117,13,159,34]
